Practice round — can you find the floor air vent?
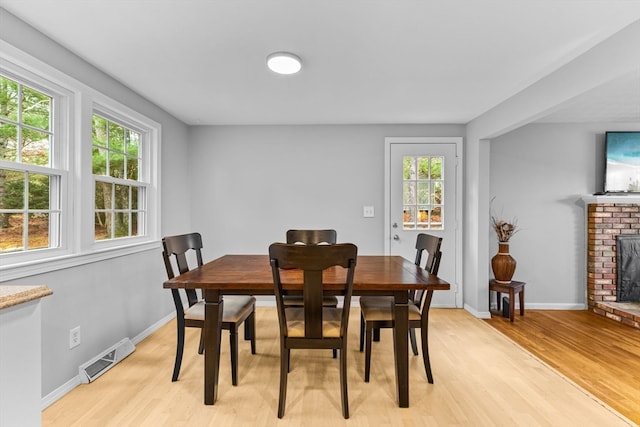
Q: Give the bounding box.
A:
[79,337,135,383]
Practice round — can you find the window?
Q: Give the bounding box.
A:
[402,156,443,230]
[0,46,160,278]
[92,114,146,241]
[0,73,62,253]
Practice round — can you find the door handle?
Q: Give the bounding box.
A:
[393,234,400,241]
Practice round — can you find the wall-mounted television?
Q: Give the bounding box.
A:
[605,131,640,193]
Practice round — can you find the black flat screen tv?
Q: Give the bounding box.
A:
[605,131,640,193]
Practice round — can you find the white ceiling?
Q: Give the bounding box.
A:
[536,68,640,123]
[1,0,640,126]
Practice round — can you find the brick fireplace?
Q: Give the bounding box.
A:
[586,199,640,329]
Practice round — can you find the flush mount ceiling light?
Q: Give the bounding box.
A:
[266,52,302,75]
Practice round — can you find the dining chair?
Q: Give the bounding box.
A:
[286,229,340,358]
[269,242,358,419]
[284,229,339,309]
[358,233,442,383]
[161,232,256,385]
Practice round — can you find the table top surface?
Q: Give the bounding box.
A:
[164,254,450,292]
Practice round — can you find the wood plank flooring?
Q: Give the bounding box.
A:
[42,308,637,426]
[484,309,640,425]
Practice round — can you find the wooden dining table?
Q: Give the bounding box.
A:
[163,254,450,408]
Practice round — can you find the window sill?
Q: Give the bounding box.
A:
[0,240,160,282]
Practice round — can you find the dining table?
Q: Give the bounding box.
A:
[163,254,450,408]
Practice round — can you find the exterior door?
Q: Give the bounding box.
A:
[385,137,462,308]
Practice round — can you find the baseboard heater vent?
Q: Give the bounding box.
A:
[79,337,135,383]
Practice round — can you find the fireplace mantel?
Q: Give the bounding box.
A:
[582,195,640,204]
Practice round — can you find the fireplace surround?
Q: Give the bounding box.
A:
[584,197,640,330]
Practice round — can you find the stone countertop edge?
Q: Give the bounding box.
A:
[0,285,53,311]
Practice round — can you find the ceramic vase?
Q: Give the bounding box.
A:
[491,242,516,284]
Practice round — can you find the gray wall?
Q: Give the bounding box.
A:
[1,9,191,397]
[489,122,640,308]
[188,124,464,260]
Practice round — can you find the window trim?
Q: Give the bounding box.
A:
[0,40,161,282]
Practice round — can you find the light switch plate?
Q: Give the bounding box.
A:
[363,206,375,218]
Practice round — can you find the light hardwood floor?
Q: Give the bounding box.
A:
[485,309,640,425]
[43,308,637,426]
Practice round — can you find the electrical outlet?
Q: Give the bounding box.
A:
[69,326,81,349]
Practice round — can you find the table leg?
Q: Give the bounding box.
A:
[509,288,515,322]
[203,290,224,405]
[392,292,409,407]
[519,287,525,316]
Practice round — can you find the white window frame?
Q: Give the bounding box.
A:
[0,55,74,264]
[86,103,158,251]
[0,40,161,281]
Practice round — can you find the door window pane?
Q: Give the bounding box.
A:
[402,156,445,230]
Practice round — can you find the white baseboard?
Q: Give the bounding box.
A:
[482,301,588,320]
[255,296,276,307]
[41,312,176,410]
[41,375,82,410]
[464,304,492,319]
[130,312,176,346]
[525,303,586,310]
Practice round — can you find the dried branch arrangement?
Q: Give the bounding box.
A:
[491,216,518,242]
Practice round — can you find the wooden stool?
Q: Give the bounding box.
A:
[489,279,525,322]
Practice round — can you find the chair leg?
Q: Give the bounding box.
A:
[230,327,238,386]
[359,312,365,352]
[340,345,349,419]
[245,311,256,354]
[172,317,186,382]
[198,329,205,355]
[244,314,251,340]
[278,346,289,418]
[421,324,434,384]
[364,324,373,382]
[409,328,418,356]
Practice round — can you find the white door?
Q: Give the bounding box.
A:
[385,137,462,308]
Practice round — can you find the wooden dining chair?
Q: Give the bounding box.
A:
[284,229,339,309]
[359,233,442,383]
[161,232,256,385]
[286,229,340,358]
[269,242,358,419]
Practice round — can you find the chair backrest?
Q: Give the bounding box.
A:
[414,233,443,275]
[286,229,337,245]
[411,233,443,311]
[269,243,357,340]
[162,232,204,308]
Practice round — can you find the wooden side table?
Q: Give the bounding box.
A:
[489,279,525,322]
